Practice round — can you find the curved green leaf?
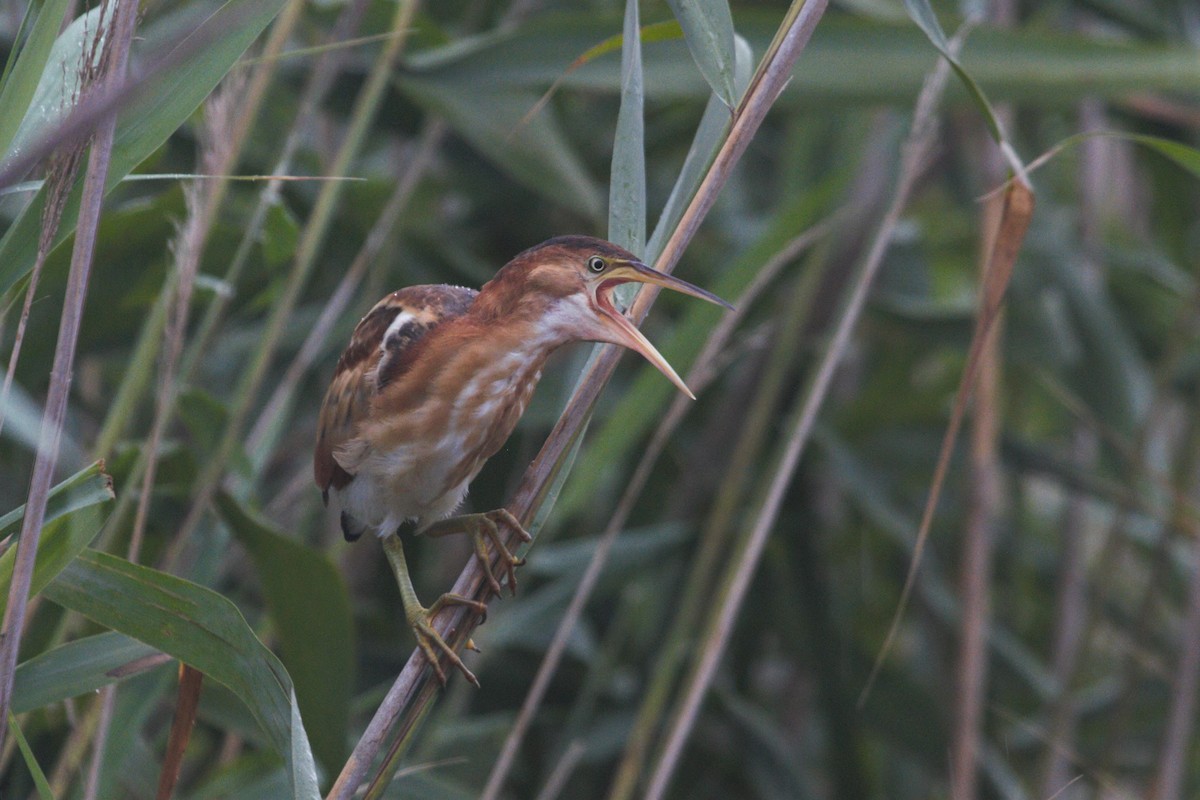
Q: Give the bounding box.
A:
[215,492,354,773]
[7,712,55,800]
[12,631,159,713]
[0,460,111,538]
[0,0,289,298]
[902,0,1004,142]
[42,550,319,800]
[666,0,737,107]
[0,0,73,158]
[609,0,646,256]
[0,461,113,621]
[2,3,105,174]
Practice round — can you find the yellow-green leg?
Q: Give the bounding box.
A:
[419,508,531,597]
[382,533,486,687]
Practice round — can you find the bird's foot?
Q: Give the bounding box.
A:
[408,593,488,687]
[422,509,532,597]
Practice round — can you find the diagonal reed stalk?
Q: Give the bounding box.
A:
[83,77,245,800]
[94,0,363,550]
[162,0,418,572]
[0,0,138,749]
[325,1,831,796]
[640,35,959,800]
[480,220,837,800]
[949,182,1006,800]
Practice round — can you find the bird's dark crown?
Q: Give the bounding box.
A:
[514,235,640,266]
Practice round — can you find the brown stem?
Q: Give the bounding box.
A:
[325,2,832,796]
[0,0,138,750]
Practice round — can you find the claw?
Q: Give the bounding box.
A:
[420,509,531,598]
[475,510,529,597]
[409,593,487,687]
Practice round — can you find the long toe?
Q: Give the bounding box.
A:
[409,611,480,688]
[478,511,528,596]
[490,508,533,543]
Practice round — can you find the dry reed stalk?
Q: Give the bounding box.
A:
[325,1,832,796]
[84,76,243,800]
[480,221,834,800]
[162,0,418,575]
[640,33,963,800]
[0,0,138,750]
[949,185,1006,800]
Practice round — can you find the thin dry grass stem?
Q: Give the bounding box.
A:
[1040,97,1108,796]
[532,740,586,800]
[949,184,1006,800]
[641,35,962,800]
[1149,512,1200,800]
[326,4,831,796]
[164,0,415,574]
[131,78,237,564]
[1039,429,1094,783]
[95,0,350,548]
[951,47,1015,789]
[0,1,256,193]
[180,0,367,375]
[246,118,447,455]
[0,145,85,440]
[479,221,834,800]
[859,30,1036,704]
[860,180,1034,706]
[609,153,892,800]
[0,0,137,750]
[84,80,238,800]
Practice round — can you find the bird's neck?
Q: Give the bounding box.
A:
[469,281,582,355]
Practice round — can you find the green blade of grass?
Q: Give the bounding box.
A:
[666,0,737,107]
[903,0,1003,142]
[0,463,114,622]
[42,550,320,799]
[0,0,73,158]
[12,631,161,713]
[609,0,646,256]
[8,711,56,800]
[0,0,290,299]
[215,493,354,773]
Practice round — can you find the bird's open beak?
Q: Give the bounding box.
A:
[594,260,733,400]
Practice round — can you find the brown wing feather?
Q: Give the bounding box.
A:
[313,284,477,501]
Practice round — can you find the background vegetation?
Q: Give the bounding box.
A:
[2,0,1200,798]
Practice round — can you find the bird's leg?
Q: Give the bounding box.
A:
[418,509,532,597]
[381,533,486,687]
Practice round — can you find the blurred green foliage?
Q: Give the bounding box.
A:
[4,1,1200,798]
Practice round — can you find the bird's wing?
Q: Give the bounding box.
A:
[313,284,478,501]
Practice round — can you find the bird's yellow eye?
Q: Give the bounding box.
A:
[587,256,606,273]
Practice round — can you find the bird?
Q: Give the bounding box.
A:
[314,235,730,686]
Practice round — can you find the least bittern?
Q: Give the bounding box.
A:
[314,236,729,685]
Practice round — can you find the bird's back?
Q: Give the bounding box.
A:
[314,284,478,502]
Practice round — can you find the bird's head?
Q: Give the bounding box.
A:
[487,235,732,399]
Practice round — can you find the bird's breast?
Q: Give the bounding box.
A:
[351,345,549,525]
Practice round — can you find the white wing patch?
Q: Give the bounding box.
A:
[381,311,417,350]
